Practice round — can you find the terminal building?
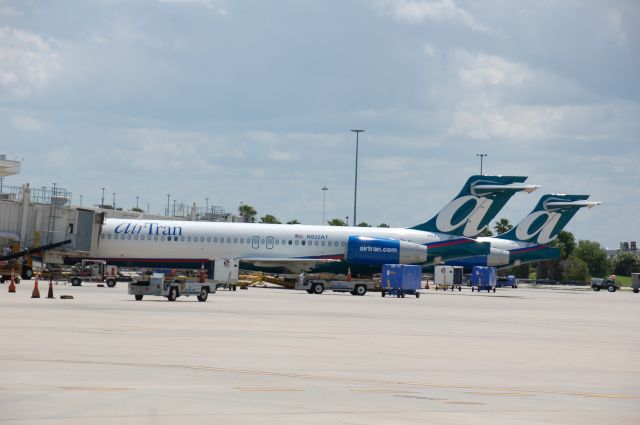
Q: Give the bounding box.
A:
[0,155,241,268]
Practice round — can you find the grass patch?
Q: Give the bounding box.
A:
[616,276,631,287]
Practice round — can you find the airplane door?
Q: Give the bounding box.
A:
[266,236,274,249]
[252,236,260,249]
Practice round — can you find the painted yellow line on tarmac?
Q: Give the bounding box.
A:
[234,387,303,392]
[59,386,131,392]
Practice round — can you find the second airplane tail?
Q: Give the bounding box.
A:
[498,194,603,244]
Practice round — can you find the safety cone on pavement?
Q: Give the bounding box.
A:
[8,269,16,293]
[31,275,40,298]
[346,267,352,282]
[47,279,55,299]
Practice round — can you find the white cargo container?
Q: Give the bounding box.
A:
[434,265,463,291]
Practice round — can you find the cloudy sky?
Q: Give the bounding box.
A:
[1,0,638,248]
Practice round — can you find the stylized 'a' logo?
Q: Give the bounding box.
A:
[435,195,494,237]
[514,211,561,244]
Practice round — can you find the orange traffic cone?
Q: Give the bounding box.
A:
[31,275,40,298]
[8,269,16,293]
[346,267,352,282]
[47,279,55,299]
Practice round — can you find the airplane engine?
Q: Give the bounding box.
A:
[344,236,428,265]
[486,248,510,266]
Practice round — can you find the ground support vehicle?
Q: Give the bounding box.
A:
[207,258,240,291]
[471,266,497,293]
[434,265,463,291]
[632,273,639,294]
[67,259,122,287]
[380,264,422,298]
[0,265,20,284]
[496,275,518,288]
[128,273,217,302]
[591,278,620,292]
[295,274,373,296]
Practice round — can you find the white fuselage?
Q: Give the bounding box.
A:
[97,219,448,262]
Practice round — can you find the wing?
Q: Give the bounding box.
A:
[241,257,341,274]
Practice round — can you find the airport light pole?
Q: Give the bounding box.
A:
[79,194,83,207]
[112,192,116,209]
[351,129,364,226]
[101,187,105,207]
[476,153,487,175]
[321,186,328,225]
[136,196,139,209]
[166,194,170,216]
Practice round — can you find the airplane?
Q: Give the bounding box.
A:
[86,175,539,275]
[445,194,602,269]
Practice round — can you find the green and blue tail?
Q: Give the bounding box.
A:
[499,194,602,244]
[411,175,539,238]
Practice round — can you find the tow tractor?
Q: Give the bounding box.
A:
[127,259,238,301]
[67,259,125,287]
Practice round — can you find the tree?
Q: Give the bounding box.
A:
[493,218,512,235]
[259,214,281,224]
[286,219,300,224]
[377,223,390,228]
[238,204,257,223]
[357,222,371,227]
[327,218,347,226]
[562,256,590,282]
[613,252,640,275]
[574,240,612,278]
[553,231,576,259]
[478,227,493,237]
[131,207,144,213]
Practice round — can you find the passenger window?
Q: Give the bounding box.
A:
[154,235,158,241]
[200,237,205,242]
[180,236,185,241]
[233,238,238,244]
[295,240,299,245]
[301,241,305,246]
[161,236,165,241]
[187,236,192,241]
[127,235,132,240]
[226,238,231,243]
[207,237,211,243]
[107,234,112,240]
[341,242,345,247]
[220,238,225,243]
[240,238,244,244]
[213,237,218,242]
[321,241,325,246]
[147,235,151,240]
[288,240,292,245]
[315,241,319,246]
[134,235,138,240]
[275,239,279,245]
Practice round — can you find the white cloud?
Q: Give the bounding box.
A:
[12,115,43,132]
[156,0,227,15]
[375,0,491,32]
[458,53,534,88]
[0,27,60,98]
[268,151,297,161]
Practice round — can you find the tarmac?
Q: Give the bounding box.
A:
[0,280,638,425]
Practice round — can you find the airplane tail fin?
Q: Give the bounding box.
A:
[411,175,540,238]
[499,194,602,244]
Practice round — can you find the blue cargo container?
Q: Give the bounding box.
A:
[496,274,517,288]
[471,266,497,293]
[381,264,422,298]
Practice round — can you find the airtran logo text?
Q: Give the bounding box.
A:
[114,222,183,236]
[514,212,561,244]
[359,246,398,254]
[435,195,492,237]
